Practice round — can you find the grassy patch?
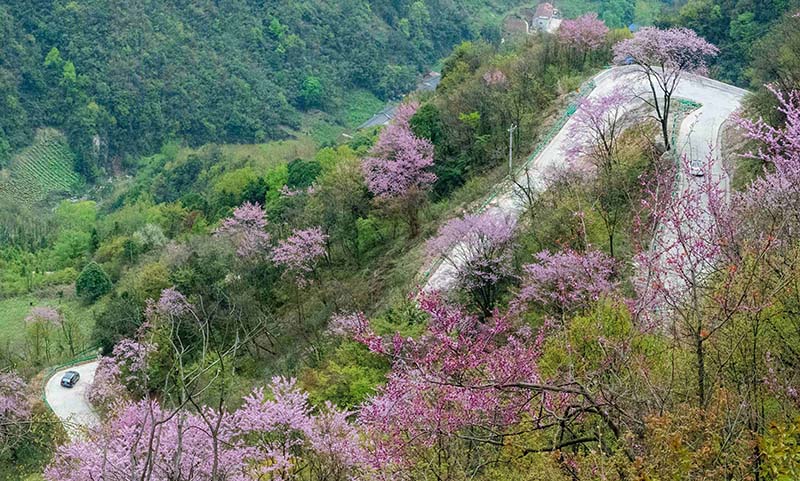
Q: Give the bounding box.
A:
[335,90,386,129]
[0,296,45,344]
[301,113,347,146]
[0,295,96,361]
[175,136,319,171]
[731,156,765,191]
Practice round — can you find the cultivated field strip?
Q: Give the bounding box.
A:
[0,129,80,205]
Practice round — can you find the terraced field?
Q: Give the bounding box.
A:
[0,128,81,205]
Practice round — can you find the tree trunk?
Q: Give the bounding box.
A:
[608,229,615,259]
[661,117,671,152]
[695,333,706,406]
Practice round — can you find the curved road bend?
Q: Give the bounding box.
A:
[45,360,100,439]
[425,65,746,292]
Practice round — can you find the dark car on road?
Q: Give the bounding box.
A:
[60,370,80,388]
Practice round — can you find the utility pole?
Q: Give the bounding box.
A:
[508,123,517,177]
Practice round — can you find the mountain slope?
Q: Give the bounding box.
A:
[0,0,510,178]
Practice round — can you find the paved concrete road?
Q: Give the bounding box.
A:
[45,360,100,439]
[425,65,746,292]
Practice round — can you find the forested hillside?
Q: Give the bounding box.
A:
[661,0,796,86]
[0,0,510,177]
[3,1,800,480]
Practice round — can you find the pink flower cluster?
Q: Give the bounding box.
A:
[88,338,156,411]
[87,356,126,411]
[47,377,365,481]
[515,249,617,316]
[328,312,385,352]
[113,339,156,383]
[427,212,517,291]
[362,102,436,199]
[558,12,609,52]
[0,372,31,428]
[25,306,62,326]
[271,226,328,287]
[566,87,630,168]
[152,286,192,317]
[482,68,508,87]
[215,201,271,258]
[735,86,800,237]
[352,294,552,473]
[613,27,719,75]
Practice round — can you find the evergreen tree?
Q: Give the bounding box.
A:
[76,261,112,303]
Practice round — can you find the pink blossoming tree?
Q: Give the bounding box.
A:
[46,377,365,481]
[732,86,800,412]
[362,102,436,237]
[89,337,157,413]
[0,372,32,459]
[348,293,639,480]
[515,249,617,321]
[148,286,192,318]
[629,153,774,406]
[736,86,800,238]
[272,226,329,324]
[426,212,517,316]
[567,87,631,173]
[613,27,718,150]
[215,201,271,258]
[566,87,637,257]
[558,13,609,64]
[271,226,328,288]
[87,356,127,413]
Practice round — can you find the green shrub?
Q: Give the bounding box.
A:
[75,261,112,303]
[287,158,322,189]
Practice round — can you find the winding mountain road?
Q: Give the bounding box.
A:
[424,65,747,292]
[44,360,100,439]
[44,67,747,438]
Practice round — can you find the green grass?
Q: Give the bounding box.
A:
[0,129,81,206]
[0,296,46,344]
[303,114,348,146]
[335,89,385,129]
[0,295,95,357]
[21,473,45,481]
[174,136,319,171]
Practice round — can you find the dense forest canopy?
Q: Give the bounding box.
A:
[0,0,511,177]
[662,0,795,86]
[3,0,791,180]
